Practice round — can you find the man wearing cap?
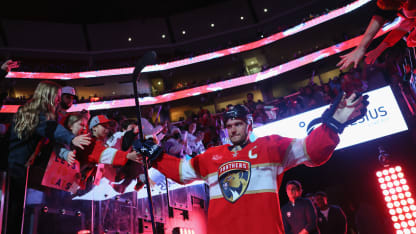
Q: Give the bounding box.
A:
[56,86,77,124]
[134,92,368,234]
[74,115,141,188]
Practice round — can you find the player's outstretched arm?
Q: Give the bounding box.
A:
[133,139,202,184]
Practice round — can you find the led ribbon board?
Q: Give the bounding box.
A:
[0,17,403,114]
[252,86,408,150]
[5,0,372,80]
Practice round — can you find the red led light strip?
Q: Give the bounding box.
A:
[0,17,403,114]
[5,0,372,80]
[376,166,416,234]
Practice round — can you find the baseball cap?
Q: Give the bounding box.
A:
[89,115,112,129]
[62,86,76,96]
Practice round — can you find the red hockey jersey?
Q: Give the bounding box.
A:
[154,125,339,234]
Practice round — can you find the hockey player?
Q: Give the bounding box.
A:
[134,92,368,234]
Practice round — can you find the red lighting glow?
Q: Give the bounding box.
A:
[4,0,374,81]
[0,16,404,114]
[377,166,415,233]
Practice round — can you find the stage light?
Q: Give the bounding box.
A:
[240,16,244,20]
[128,37,132,42]
[162,34,166,38]
[264,8,268,12]
[378,166,416,233]
[182,30,186,35]
[210,23,215,28]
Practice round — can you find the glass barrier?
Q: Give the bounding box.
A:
[22,162,208,234]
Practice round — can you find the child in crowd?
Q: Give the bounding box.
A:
[73,115,141,190]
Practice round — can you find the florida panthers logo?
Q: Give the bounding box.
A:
[218,161,251,203]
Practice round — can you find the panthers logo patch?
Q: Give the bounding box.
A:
[218,160,251,203]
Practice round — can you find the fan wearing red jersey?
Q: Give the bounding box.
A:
[134,92,368,234]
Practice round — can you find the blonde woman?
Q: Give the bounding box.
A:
[7,81,90,234]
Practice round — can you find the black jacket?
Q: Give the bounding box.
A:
[317,205,347,234]
[8,114,74,178]
[281,197,319,234]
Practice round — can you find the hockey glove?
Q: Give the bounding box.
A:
[307,91,369,134]
[133,139,164,164]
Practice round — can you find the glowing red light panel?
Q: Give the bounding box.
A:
[376,166,416,234]
[5,0,372,80]
[0,18,403,113]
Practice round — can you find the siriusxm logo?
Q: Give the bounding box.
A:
[351,106,387,125]
[298,106,388,130]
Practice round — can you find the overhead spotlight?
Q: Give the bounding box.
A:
[210,23,215,28]
[128,37,132,42]
[264,8,268,13]
[182,30,186,35]
[240,16,244,20]
[162,34,166,38]
[260,34,264,38]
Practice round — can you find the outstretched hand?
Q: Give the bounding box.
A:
[337,47,366,70]
[72,134,91,150]
[127,150,142,163]
[332,92,369,125]
[1,60,20,72]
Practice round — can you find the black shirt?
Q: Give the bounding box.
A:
[281,197,319,234]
